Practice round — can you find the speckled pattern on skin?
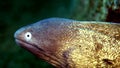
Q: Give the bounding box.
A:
[14,18,120,68]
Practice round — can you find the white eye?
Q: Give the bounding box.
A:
[25,32,32,41]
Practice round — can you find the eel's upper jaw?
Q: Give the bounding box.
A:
[14,27,25,38]
[14,26,27,44]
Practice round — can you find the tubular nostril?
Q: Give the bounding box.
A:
[14,30,18,38]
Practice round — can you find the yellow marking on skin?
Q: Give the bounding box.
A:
[57,22,120,67]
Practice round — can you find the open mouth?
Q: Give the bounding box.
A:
[15,39,63,67]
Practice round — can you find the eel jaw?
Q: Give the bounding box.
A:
[15,39,63,68]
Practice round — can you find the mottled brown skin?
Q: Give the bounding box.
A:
[14,18,120,68]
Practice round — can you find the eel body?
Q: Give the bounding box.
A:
[14,18,120,68]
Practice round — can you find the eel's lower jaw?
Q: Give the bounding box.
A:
[15,39,63,68]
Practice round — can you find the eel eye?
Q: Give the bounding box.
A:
[25,32,32,41]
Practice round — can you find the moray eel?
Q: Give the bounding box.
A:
[14,18,120,68]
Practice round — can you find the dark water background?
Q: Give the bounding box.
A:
[0,0,119,68]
